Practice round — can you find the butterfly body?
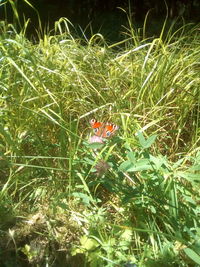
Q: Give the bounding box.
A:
[90,119,119,139]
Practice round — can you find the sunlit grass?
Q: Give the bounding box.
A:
[0,13,200,266]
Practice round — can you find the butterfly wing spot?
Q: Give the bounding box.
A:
[90,119,96,125]
[113,125,119,131]
[106,131,112,137]
[94,128,99,134]
[90,119,104,137]
[102,123,118,138]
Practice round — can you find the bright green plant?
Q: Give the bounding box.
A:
[69,131,200,266]
[0,6,200,265]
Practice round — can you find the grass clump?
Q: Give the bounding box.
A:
[0,16,200,266]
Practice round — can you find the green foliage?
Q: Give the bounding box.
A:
[70,130,200,266]
[0,13,200,267]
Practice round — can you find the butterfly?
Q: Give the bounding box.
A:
[90,119,119,139]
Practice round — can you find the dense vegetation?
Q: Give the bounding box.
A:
[0,7,200,267]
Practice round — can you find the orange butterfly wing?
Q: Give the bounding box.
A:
[101,123,119,138]
[90,119,104,137]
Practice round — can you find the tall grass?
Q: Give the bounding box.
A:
[0,9,200,266]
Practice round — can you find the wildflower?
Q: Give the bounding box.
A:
[89,135,104,144]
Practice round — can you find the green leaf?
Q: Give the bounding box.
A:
[172,158,185,169]
[84,157,95,165]
[137,132,157,149]
[129,164,152,172]
[184,248,200,264]
[135,158,152,168]
[72,192,91,205]
[87,142,104,149]
[177,171,200,181]
[190,164,200,171]
[119,161,134,172]
[80,236,99,251]
[127,151,136,163]
[149,154,168,170]
[120,229,132,241]
[0,125,15,147]
[137,131,146,147]
[143,134,157,148]
[119,159,152,172]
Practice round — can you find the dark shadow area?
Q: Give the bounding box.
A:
[0,0,200,41]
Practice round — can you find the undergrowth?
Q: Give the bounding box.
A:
[0,4,200,266]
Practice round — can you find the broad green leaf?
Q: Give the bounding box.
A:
[177,171,200,181]
[80,236,99,251]
[124,143,132,151]
[137,131,146,147]
[87,142,104,149]
[72,192,91,205]
[143,134,157,148]
[135,158,151,166]
[137,132,157,149]
[119,158,153,172]
[128,164,152,172]
[184,248,200,264]
[127,151,136,163]
[149,154,168,170]
[190,164,200,171]
[119,161,134,172]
